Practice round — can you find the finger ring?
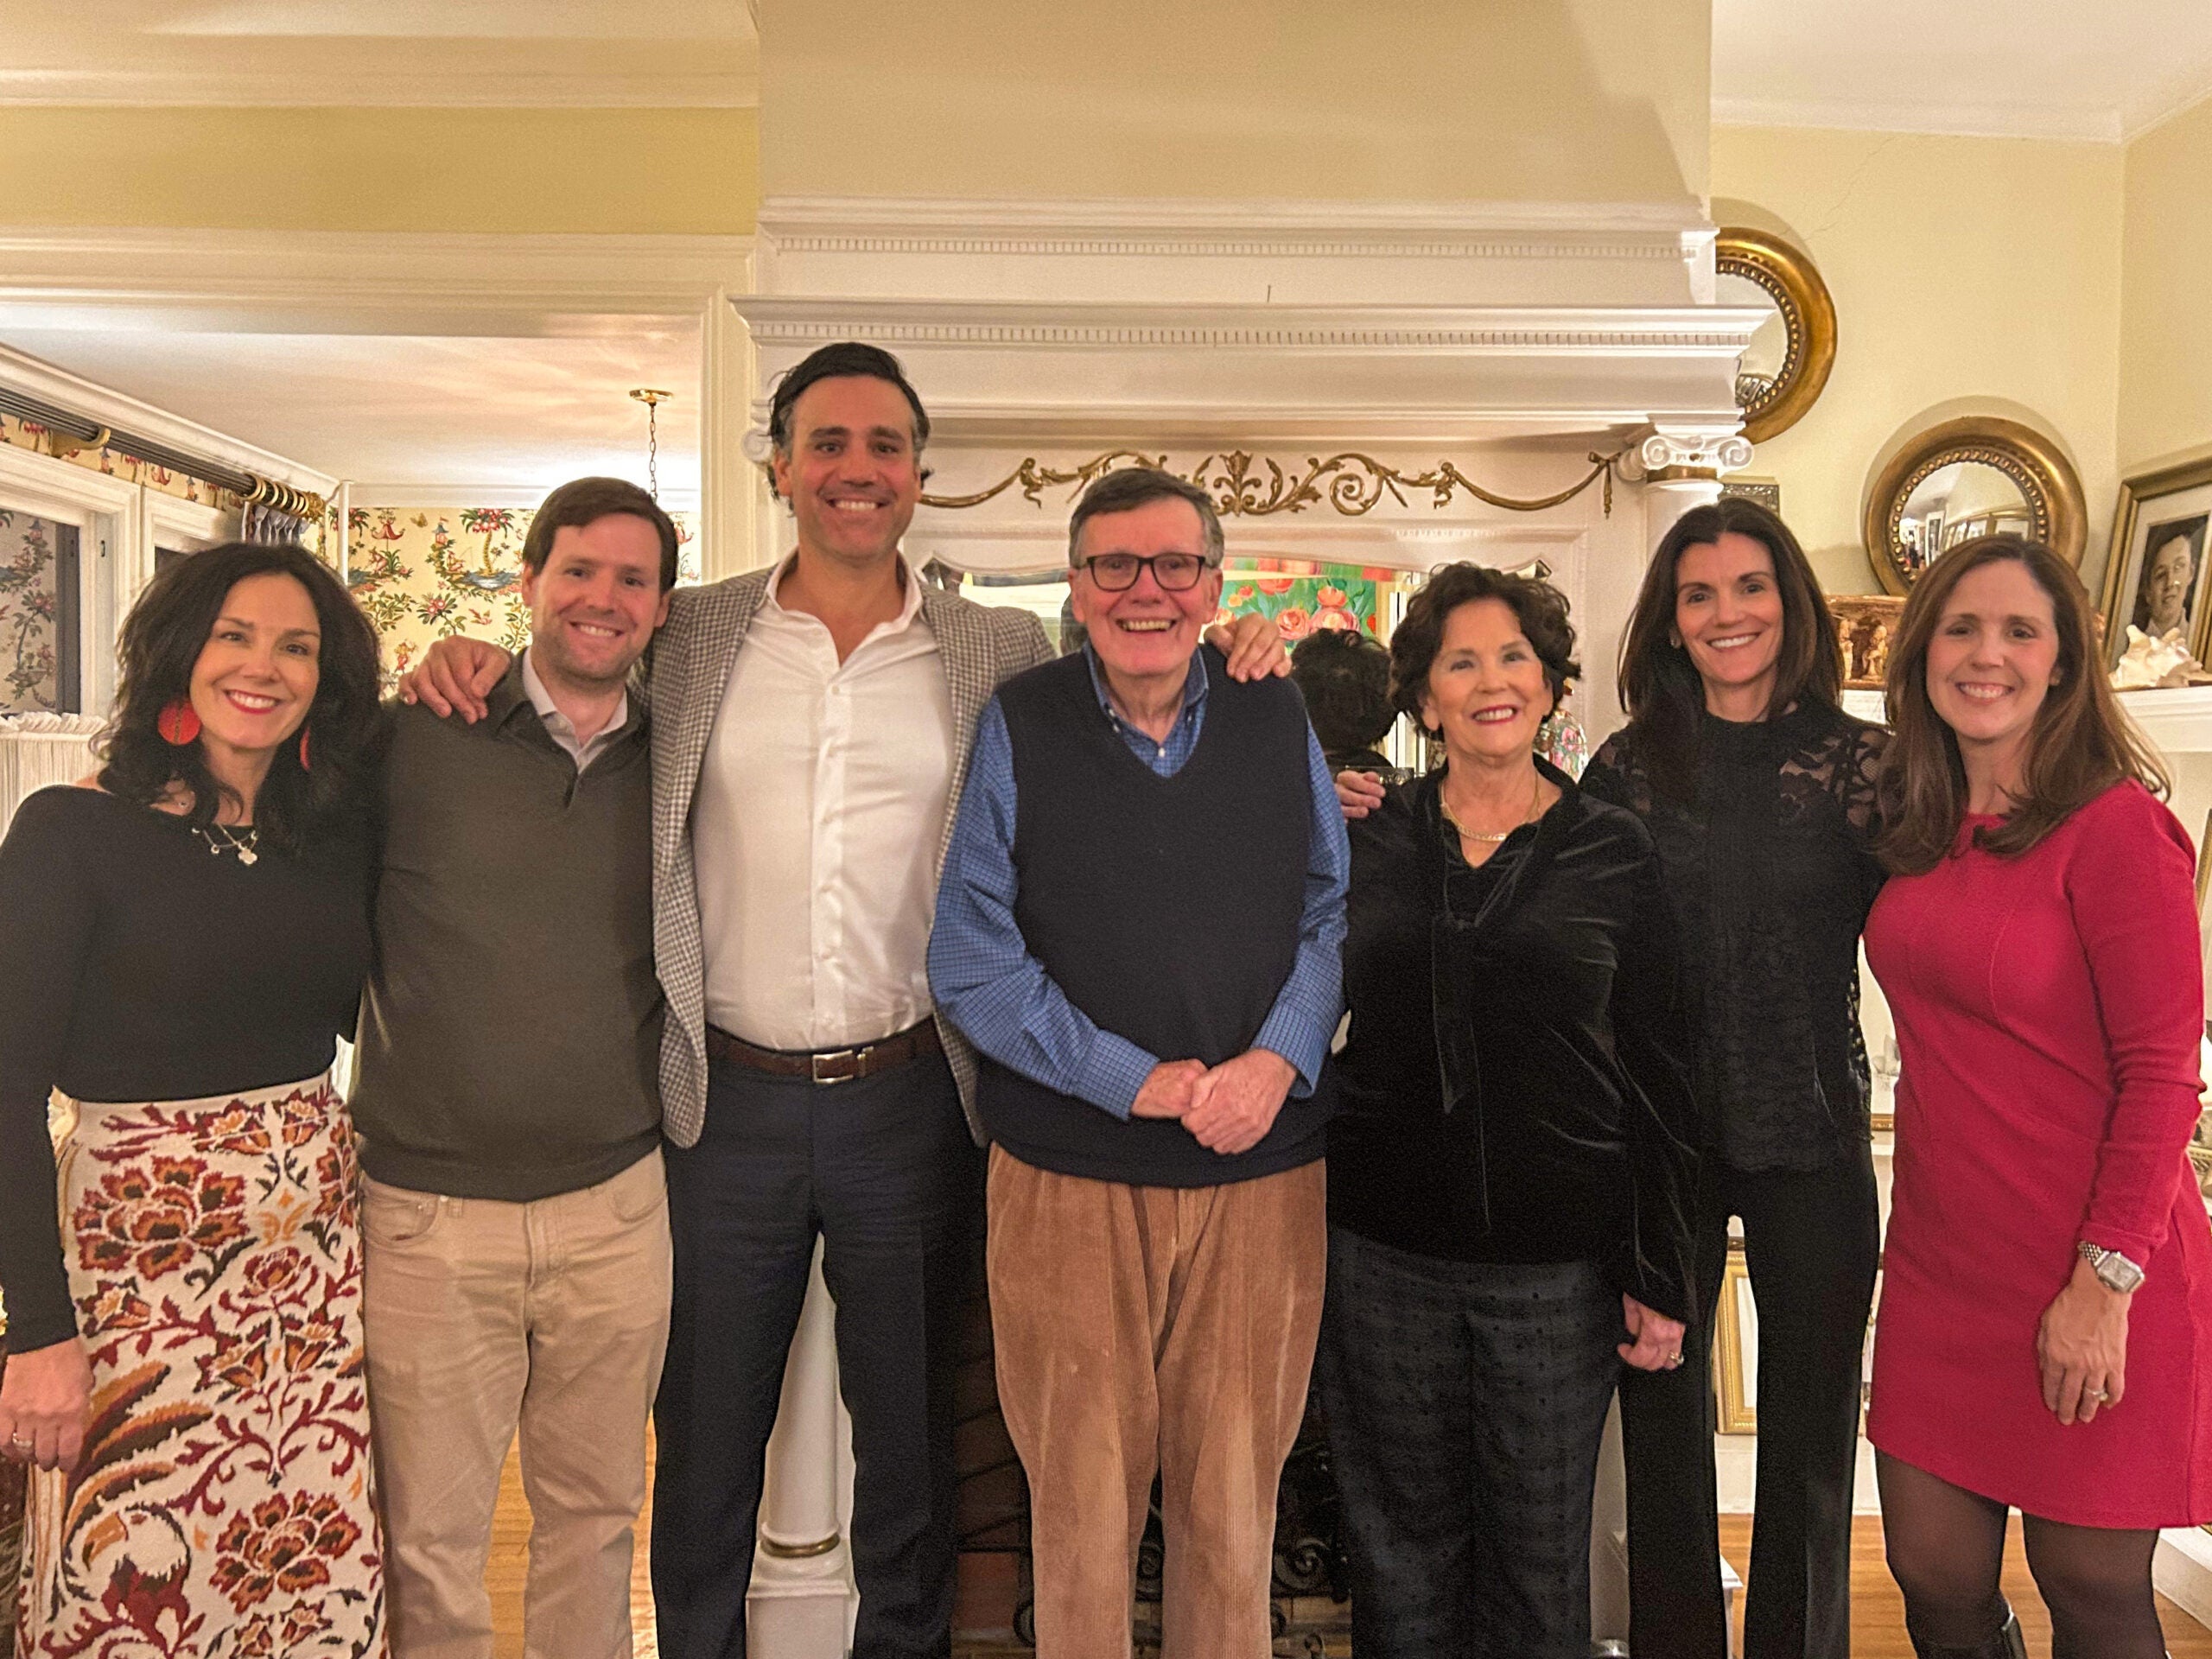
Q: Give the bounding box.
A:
[2087,1388,2110,1402]
[7,1433,29,1450]
[1666,1352,1683,1367]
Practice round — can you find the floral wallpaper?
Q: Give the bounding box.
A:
[347,505,701,689]
[0,510,66,714]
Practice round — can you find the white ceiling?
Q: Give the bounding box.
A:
[0,328,704,507]
[0,0,758,107]
[5,1,2209,139]
[1713,0,2212,143]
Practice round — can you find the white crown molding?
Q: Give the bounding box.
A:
[731,297,1764,355]
[1712,99,2122,144]
[0,340,334,494]
[0,67,756,110]
[760,195,1714,263]
[0,230,757,331]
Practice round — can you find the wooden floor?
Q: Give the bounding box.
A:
[483,1456,2212,1657]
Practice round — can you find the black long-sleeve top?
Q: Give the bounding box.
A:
[1326,764,1702,1321]
[0,786,372,1351]
[1580,703,1888,1175]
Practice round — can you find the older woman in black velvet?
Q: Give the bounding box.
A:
[1316,562,1700,1659]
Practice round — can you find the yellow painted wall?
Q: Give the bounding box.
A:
[1711,126,2123,594]
[759,0,1707,204]
[0,107,758,234]
[2118,95,2212,474]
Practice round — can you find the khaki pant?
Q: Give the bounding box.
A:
[985,1147,1326,1659]
[362,1150,672,1659]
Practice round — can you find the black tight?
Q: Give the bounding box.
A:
[1878,1452,2166,1658]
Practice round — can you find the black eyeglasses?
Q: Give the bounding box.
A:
[1075,552,1215,592]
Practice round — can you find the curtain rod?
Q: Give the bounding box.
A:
[0,385,327,521]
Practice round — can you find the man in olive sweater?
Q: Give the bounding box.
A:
[352,477,675,1659]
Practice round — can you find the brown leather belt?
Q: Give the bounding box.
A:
[706,1018,943,1084]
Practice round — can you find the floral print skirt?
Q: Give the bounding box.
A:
[15,1074,386,1659]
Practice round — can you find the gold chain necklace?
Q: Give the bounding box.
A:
[1440,771,1543,843]
[190,822,261,866]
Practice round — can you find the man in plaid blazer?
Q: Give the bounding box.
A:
[410,342,1287,1659]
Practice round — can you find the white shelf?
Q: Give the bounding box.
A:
[2120,686,2212,754]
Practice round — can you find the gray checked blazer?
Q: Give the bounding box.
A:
[648,569,1054,1147]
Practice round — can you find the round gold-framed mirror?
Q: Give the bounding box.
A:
[1715,227,1836,445]
[1861,416,2086,595]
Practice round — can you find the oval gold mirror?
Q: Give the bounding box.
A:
[1716,227,1837,445]
[1862,416,2086,594]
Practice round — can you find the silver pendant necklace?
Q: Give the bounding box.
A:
[191,822,260,866]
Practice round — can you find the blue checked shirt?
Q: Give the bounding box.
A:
[930,647,1350,1121]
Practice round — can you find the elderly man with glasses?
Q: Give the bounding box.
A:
[930,467,1349,1658]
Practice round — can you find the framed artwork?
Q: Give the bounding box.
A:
[2100,453,2212,670]
[1721,477,1781,516]
[1713,1242,1758,1434]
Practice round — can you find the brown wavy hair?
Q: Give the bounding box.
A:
[99,542,385,852]
[1615,495,1841,802]
[1389,562,1580,724]
[1874,534,2165,875]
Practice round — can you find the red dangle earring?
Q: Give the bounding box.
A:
[156,699,201,746]
[297,723,312,771]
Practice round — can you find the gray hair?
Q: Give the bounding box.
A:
[1066,467,1225,566]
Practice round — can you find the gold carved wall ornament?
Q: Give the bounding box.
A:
[1716,226,1837,446]
[919,449,1623,518]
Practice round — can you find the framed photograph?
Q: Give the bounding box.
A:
[2101,453,2212,669]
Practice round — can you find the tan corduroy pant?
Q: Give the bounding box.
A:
[362,1149,671,1659]
[986,1146,1326,1659]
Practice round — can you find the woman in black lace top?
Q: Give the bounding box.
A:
[1580,498,1887,1659]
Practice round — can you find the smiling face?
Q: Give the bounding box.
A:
[2142,533,2193,637]
[1924,556,2062,766]
[521,513,671,691]
[1674,530,1786,715]
[770,373,923,573]
[1066,497,1224,686]
[188,571,321,769]
[1418,597,1555,765]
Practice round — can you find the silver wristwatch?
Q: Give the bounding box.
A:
[2078,1240,2145,1294]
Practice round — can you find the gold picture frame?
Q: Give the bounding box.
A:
[1713,1241,1758,1434]
[1863,416,2088,595]
[2096,450,2212,671]
[1716,229,1838,446]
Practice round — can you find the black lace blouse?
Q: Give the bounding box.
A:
[1580,703,1888,1175]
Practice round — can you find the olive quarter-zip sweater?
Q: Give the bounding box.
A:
[351,661,663,1200]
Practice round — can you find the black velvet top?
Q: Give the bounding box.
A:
[1326,764,1701,1321]
[1580,704,1887,1175]
[0,787,373,1351]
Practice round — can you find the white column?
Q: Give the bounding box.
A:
[747,1246,857,1655]
[700,287,768,582]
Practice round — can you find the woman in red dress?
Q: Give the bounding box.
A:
[1864,534,2212,1659]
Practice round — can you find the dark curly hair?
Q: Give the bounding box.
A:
[1290,627,1395,753]
[99,542,385,852]
[1389,562,1580,725]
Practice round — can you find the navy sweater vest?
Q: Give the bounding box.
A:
[978,646,1328,1185]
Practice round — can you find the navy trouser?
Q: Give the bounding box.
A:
[650,1051,981,1659]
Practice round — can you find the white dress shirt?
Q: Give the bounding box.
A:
[692,556,956,1051]
[521,647,630,773]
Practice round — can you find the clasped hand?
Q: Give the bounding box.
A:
[1132,1051,1296,1155]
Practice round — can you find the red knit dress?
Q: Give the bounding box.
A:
[1863,780,2212,1527]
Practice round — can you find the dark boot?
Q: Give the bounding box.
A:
[1908,1603,2027,1659]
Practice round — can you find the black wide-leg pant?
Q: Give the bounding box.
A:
[651,1051,982,1659]
[1619,1141,1881,1659]
[1316,1226,1624,1659]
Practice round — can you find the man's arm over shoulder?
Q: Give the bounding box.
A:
[928,696,1163,1119]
